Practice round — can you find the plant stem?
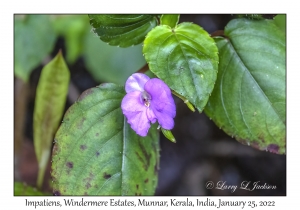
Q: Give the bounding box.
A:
[136,63,149,73]
[171,90,186,101]
[171,90,195,112]
[210,30,225,37]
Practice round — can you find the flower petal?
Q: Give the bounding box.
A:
[152,110,174,129]
[125,73,150,93]
[121,91,150,136]
[147,107,157,124]
[144,78,176,129]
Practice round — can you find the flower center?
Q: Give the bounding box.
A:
[141,91,151,107]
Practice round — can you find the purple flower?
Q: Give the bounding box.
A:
[121,73,176,137]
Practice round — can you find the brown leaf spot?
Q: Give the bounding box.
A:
[84,192,88,195]
[251,141,261,150]
[80,145,87,150]
[103,172,111,179]
[135,141,152,171]
[77,88,94,101]
[83,172,95,188]
[53,190,61,196]
[96,151,100,157]
[77,117,86,129]
[267,144,280,154]
[66,162,73,168]
[84,173,94,181]
[52,143,60,156]
[139,142,151,169]
[135,152,144,168]
[144,178,149,183]
[257,133,266,143]
[96,133,99,136]
[237,139,248,145]
[136,184,139,190]
[85,183,91,189]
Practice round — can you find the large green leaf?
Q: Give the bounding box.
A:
[143,23,219,112]
[34,51,70,188]
[14,15,56,82]
[89,14,158,47]
[83,30,146,85]
[51,84,160,195]
[14,182,49,196]
[205,18,286,154]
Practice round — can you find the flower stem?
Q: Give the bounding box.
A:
[136,63,149,74]
[171,91,195,112]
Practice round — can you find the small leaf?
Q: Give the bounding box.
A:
[14,15,56,82]
[89,14,158,47]
[204,18,286,154]
[161,128,176,143]
[34,51,70,188]
[143,23,219,112]
[51,84,160,195]
[14,182,49,195]
[160,14,180,28]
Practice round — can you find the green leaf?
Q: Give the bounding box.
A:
[274,14,286,35]
[51,84,160,195]
[89,14,158,47]
[14,15,56,82]
[143,23,219,112]
[83,30,146,85]
[52,15,90,64]
[160,14,180,28]
[14,182,49,195]
[204,18,286,154]
[34,51,70,188]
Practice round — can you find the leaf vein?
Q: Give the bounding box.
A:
[229,40,285,125]
[95,172,121,195]
[220,46,239,133]
[69,129,122,193]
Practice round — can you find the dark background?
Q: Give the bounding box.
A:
[14,14,286,196]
